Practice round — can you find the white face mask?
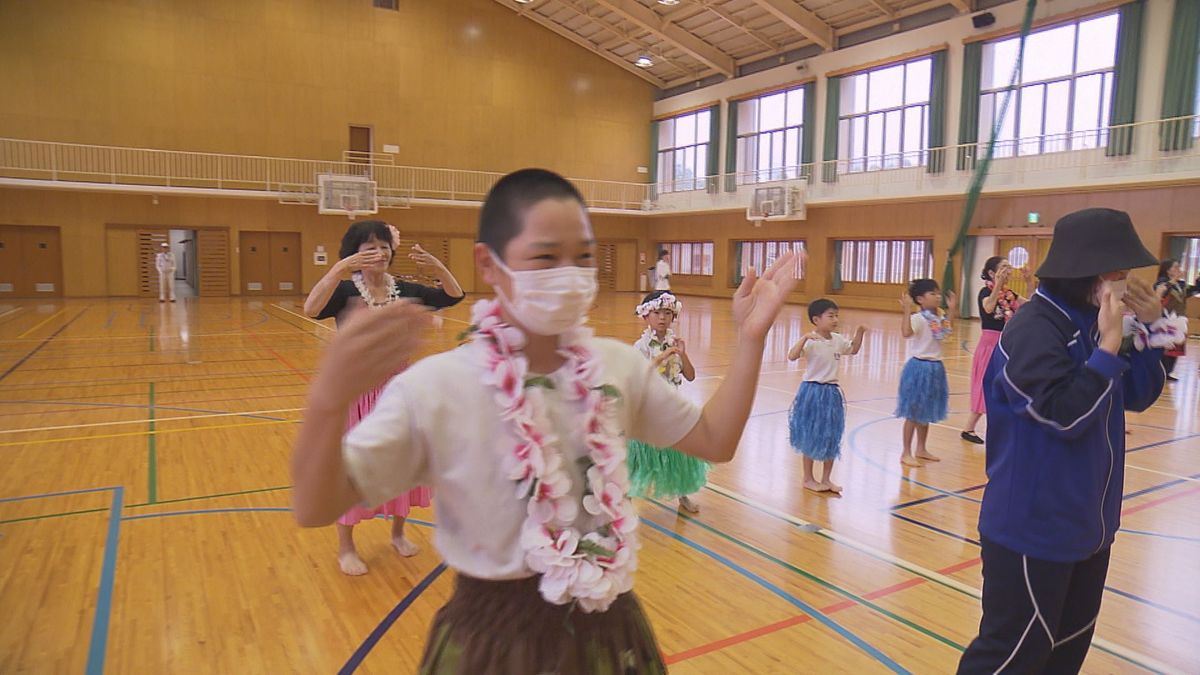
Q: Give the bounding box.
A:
[491,254,598,335]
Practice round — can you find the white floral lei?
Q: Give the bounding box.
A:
[468,298,637,613]
[637,327,683,387]
[635,292,682,318]
[352,271,401,308]
[1122,313,1189,351]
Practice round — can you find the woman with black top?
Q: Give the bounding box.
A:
[1155,258,1188,381]
[961,256,1027,444]
[303,220,464,575]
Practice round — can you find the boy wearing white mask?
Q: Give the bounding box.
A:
[291,168,800,673]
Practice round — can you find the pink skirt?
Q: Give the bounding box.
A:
[970,329,1002,415]
[337,375,432,527]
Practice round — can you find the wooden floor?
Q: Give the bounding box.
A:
[0,293,1196,674]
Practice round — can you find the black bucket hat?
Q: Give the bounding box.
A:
[1036,208,1157,278]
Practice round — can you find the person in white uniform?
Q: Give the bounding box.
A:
[155,242,177,302]
[654,249,672,291]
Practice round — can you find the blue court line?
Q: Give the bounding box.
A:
[1119,528,1200,544]
[339,563,449,674]
[641,518,908,673]
[891,512,1200,627]
[1122,472,1200,502]
[891,484,986,511]
[0,485,119,503]
[86,487,123,675]
[1126,432,1200,455]
[0,308,88,382]
[846,415,983,505]
[122,507,293,521]
[104,311,117,330]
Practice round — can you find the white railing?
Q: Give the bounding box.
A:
[0,138,655,211]
[3,115,1200,215]
[651,116,1200,214]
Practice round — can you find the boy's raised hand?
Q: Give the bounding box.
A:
[310,300,432,406]
[732,250,801,341]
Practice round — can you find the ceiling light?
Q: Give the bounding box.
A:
[658,0,681,5]
[635,55,654,68]
[515,0,535,4]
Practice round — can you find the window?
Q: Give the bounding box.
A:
[1180,237,1200,283]
[657,109,712,193]
[733,240,806,285]
[979,12,1120,157]
[838,57,932,172]
[660,241,714,276]
[736,86,807,184]
[838,240,933,284]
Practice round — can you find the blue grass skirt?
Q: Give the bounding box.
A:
[788,382,846,461]
[627,441,710,499]
[894,358,949,424]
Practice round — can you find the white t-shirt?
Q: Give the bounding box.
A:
[655,260,671,290]
[342,337,702,580]
[802,333,854,383]
[907,312,948,361]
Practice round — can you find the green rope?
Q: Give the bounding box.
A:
[941,0,1039,303]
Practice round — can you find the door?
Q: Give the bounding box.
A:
[597,242,618,292]
[0,226,64,298]
[615,241,637,292]
[0,226,20,296]
[997,236,1051,298]
[349,125,372,168]
[239,231,272,295]
[268,232,302,294]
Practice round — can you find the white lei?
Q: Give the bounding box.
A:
[352,272,401,308]
[468,299,637,612]
[636,327,683,387]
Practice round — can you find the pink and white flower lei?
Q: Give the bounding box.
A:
[468,298,638,613]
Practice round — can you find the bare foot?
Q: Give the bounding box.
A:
[900,455,923,468]
[822,481,843,494]
[915,452,941,462]
[338,551,369,576]
[804,479,831,492]
[678,495,700,514]
[392,535,420,558]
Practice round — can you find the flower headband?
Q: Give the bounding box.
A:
[635,293,682,317]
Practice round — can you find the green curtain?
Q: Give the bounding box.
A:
[959,236,977,317]
[801,81,817,180]
[1168,236,1190,262]
[958,42,983,171]
[832,240,844,290]
[928,50,948,174]
[725,100,739,191]
[1160,0,1200,151]
[940,0,1037,304]
[1107,0,1145,157]
[649,120,660,199]
[706,104,722,193]
[822,76,841,183]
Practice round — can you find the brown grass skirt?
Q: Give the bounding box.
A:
[418,574,667,674]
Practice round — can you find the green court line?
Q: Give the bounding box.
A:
[148,327,155,353]
[643,497,965,652]
[0,485,293,526]
[147,382,157,503]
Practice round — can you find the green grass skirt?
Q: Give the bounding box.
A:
[627,439,710,499]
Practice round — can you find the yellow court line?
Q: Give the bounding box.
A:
[1125,464,1200,483]
[0,329,309,345]
[0,407,306,434]
[0,418,298,448]
[269,304,335,332]
[703,482,1185,675]
[16,308,66,339]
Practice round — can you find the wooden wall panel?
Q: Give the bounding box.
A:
[196,229,230,296]
[136,230,170,297]
[104,228,138,297]
[0,226,21,297]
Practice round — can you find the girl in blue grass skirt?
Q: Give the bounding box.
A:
[787,299,866,494]
[628,291,708,513]
[897,278,957,467]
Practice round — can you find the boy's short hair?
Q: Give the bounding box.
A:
[658,249,669,259]
[477,169,586,259]
[907,278,940,302]
[807,298,838,323]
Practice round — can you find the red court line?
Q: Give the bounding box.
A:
[1122,485,1200,517]
[250,333,312,384]
[664,557,982,665]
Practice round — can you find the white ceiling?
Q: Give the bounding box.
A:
[492,0,977,89]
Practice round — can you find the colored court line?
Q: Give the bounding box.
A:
[703,483,1177,674]
[0,308,88,382]
[86,487,123,675]
[1122,485,1200,517]
[1122,473,1200,503]
[642,499,964,654]
[640,518,907,673]
[16,308,66,338]
[148,326,155,352]
[148,382,157,503]
[16,356,279,373]
[845,414,984,505]
[339,563,449,674]
[0,485,296,526]
[1119,529,1200,544]
[0,367,318,391]
[0,307,22,323]
[0,407,302,434]
[0,418,298,448]
[891,484,986,511]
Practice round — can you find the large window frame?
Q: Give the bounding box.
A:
[660,241,715,277]
[1178,236,1200,284]
[838,239,934,285]
[732,240,807,286]
[657,109,712,194]
[838,57,933,173]
[735,86,808,184]
[978,11,1120,157]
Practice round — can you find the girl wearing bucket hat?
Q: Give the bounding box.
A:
[958,208,1186,674]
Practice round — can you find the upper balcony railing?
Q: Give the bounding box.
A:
[2,115,1198,215]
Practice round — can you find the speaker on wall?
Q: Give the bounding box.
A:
[972,12,996,28]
